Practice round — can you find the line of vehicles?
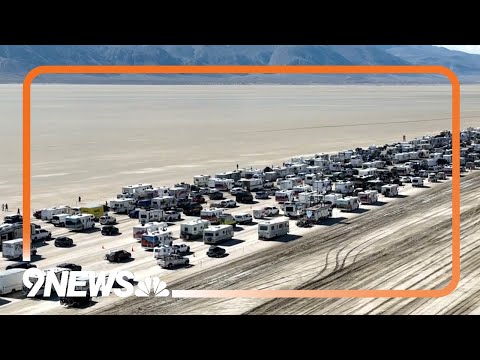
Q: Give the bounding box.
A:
[1,127,479,308]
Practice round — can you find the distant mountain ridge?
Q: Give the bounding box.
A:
[0,45,479,83]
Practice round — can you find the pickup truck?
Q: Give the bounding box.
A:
[31,228,52,243]
[157,254,190,269]
[99,215,117,225]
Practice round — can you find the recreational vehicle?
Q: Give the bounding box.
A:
[132,222,168,241]
[193,175,210,187]
[336,197,360,212]
[2,239,37,260]
[208,178,235,191]
[203,225,234,244]
[411,177,424,187]
[0,269,26,295]
[258,219,289,240]
[141,229,173,248]
[358,190,379,204]
[169,187,189,199]
[180,219,211,240]
[51,213,70,227]
[65,214,95,231]
[334,180,354,195]
[109,199,136,214]
[138,209,164,223]
[122,183,153,199]
[152,196,177,209]
[304,205,331,223]
[0,223,23,246]
[275,190,295,204]
[40,206,74,221]
[283,202,307,218]
[200,208,224,225]
[381,184,399,196]
[241,178,263,192]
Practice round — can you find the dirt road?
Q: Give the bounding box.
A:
[97,171,480,315]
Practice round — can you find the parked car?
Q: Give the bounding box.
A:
[208,190,224,200]
[255,191,269,200]
[182,203,203,216]
[54,236,74,247]
[3,215,22,224]
[57,263,82,271]
[230,187,244,195]
[101,225,120,236]
[172,244,191,254]
[263,206,280,216]
[164,210,182,222]
[5,262,37,270]
[157,254,189,269]
[104,250,131,263]
[206,245,226,258]
[220,199,236,208]
[400,176,411,183]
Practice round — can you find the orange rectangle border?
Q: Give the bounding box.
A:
[23,65,460,299]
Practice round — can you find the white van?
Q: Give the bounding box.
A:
[412,177,424,187]
[0,268,26,295]
[51,213,70,227]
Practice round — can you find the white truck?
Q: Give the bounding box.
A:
[138,209,163,223]
[65,214,96,231]
[133,222,168,241]
[153,244,190,258]
[180,219,211,240]
[336,197,360,212]
[99,214,117,225]
[41,206,76,222]
[411,177,424,188]
[157,254,190,269]
[304,205,331,224]
[358,190,379,204]
[31,227,52,242]
[2,238,37,260]
[51,213,70,227]
[258,219,289,240]
[109,198,136,214]
[0,269,27,295]
[141,229,173,248]
[203,225,234,245]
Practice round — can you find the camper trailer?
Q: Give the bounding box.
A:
[381,184,399,196]
[324,193,343,207]
[193,175,210,187]
[304,205,331,223]
[292,185,311,195]
[0,269,26,295]
[200,208,224,225]
[180,219,211,240]
[132,222,168,241]
[298,191,322,206]
[109,199,136,214]
[283,202,307,218]
[358,190,379,205]
[138,209,164,223]
[65,214,95,231]
[358,168,377,177]
[334,181,354,195]
[141,229,173,248]
[241,178,263,192]
[2,238,37,260]
[208,178,235,191]
[0,223,23,246]
[122,183,153,199]
[277,180,294,190]
[336,197,360,212]
[203,225,234,245]
[258,219,290,240]
[152,196,177,210]
[169,187,189,200]
[275,190,295,204]
[40,206,76,221]
[304,173,322,185]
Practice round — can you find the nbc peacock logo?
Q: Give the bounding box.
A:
[134,276,170,297]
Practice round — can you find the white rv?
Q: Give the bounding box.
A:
[304,205,331,223]
[358,168,377,176]
[141,229,173,248]
[381,184,399,196]
[241,178,263,192]
[304,173,322,185]
[334,180,354,195]
[203,225,234,244]
[132,222,168,241]
[208,178,234,191]
[40,206,74,221]
[109,198,136,214]
[298,191,323,206]
[278,179,294,190]
[2,238,36,260]
[0,269,27,295]
[51,213,70,227]
[275,190,295,204]
[349,156,363,167]
[65,214,95,231]
[194,175,210,187]
[0,223,23,245]
[358,190,379,204]
[258,219,289,240]
[200,208,224,225]
[283,202,307,218]
[292,185,311,195]
[122,183,153,199]
[336,197,360,212]
[169,187,189,199]
[138,209,164,223]
[324,193,343,207]
[152,196,177,209]
[180,219,211,240]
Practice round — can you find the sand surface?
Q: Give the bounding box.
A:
[1,84,479,211]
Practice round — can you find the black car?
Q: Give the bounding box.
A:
[5,262,37,270]
[3,215,22,224]
[128,209,140,218]
[255,191,269,200]
[57,263,82,271]
[101,225,119,236]
[105,250,131,263]
[236,192,253,203]
[206,246,226,258]
[54,236,74,247]
[208,191,224,200]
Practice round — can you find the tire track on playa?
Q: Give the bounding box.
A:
[96,171,480,315]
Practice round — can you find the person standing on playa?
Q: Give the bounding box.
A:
[78,196,81,203]
[5,204,8,211]
[17,208,20,215]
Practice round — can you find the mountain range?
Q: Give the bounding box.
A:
[0,45,479,83]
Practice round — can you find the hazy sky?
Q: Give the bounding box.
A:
[436,45,480,54]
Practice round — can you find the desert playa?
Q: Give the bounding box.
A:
[1,84,479,211]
